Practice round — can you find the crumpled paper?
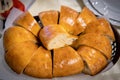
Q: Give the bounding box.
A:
[4,0,35,32]
[28,0,83,16]
[4,0,83,33]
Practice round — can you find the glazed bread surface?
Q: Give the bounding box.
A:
[39,24,78,50]
[5,41,38,74]
[72,33,112,60]
[24,46,52,78]
[39,10,59,27]
[14,11,41,36]
[53,46,84,77]
[3,6,115,78]
[77,46,107,75]
[3,26,38,51]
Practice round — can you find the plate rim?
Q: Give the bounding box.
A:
[83,0,120,26]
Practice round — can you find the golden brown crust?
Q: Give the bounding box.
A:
[77,46,107,75]
[3,6,115,78]
[98,18,115,41]
[53,46,84,77]
[39,10,59,26]
[39,24,78,50]
[5,41,38,74]
[3,26,38,51]
[59,6,79,34]
[72,7,97,35]
[72,33,112,60]
[14,11,41,36]
[39,24,66,50]
[24,46,52,78]
[84,18,115,41]
[77,7,97,27]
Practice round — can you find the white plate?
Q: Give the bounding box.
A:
[83,0,120,26]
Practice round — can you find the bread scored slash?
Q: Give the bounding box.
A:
[98,18,115,41]
[77,46,107,75]
[14,11,41,37]
[39,24,78,50]
[39,10,59,27]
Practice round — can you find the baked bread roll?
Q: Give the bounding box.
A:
[59,6,79,34]
[77,7,97,26]
[3,6,115,78]
[14,11,41,36]
[5,41,38,74]
[24,46,52,78]
[77,46,107,75]
[84,18,115,41]
[53,46,84,77]
[72,33,112,60]
[39,10,59,26]
[39,24,78,50]
[3,26,38,51]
